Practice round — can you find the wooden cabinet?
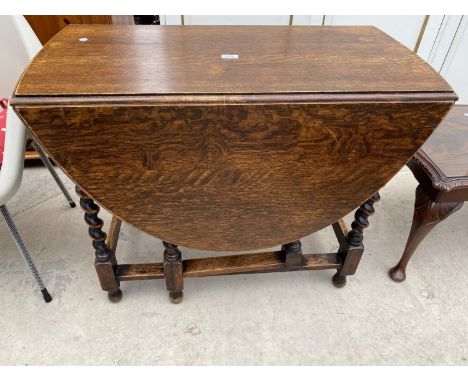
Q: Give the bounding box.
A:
[25,16,113,45]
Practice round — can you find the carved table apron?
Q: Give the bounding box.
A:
[11,25,457,303]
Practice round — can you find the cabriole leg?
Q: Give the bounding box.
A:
[389,185,463,282]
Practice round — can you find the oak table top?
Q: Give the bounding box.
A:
[15,25,453,97]
[409,104,468,203]
[11,25,457,251]
[418,105,468,179]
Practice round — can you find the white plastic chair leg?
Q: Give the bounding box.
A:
[31,140,76,208]
[0,204,52,303]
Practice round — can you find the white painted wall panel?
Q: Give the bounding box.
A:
[423,16,463,71]
[323,15,426,50]
[416,15,444,60]
[160,15,182,25]
[183,16,290,25]
[291,16,323,25]
[440,17,468,103]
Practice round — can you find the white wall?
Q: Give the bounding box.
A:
[160,15,183,25]
[161,15,325,26]
[291,16,323,25]
[183,15,291,25]
[439,17,468,103]
[323,15,426,50]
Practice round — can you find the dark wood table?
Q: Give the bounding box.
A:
[389,105,468,282]
[11,25,456,303]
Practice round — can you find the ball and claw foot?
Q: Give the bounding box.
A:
[108,289,123,303]
[332,272,347,288]
[169,291,183,304]
[389,266,406,282]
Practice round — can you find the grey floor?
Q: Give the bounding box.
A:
[0,165,467,365]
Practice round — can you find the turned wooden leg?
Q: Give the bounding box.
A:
[333,192,380,288]
[389,185,463,282]
[283,240,304,267]
[163,241,184,304]
[75,186,122,302]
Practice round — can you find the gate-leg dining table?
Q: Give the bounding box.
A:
[11,25,456,303]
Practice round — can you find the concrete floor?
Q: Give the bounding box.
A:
[0,165,467,365]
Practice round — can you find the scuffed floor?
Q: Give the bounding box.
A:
[0,165,467,365]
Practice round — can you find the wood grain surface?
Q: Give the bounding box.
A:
[15,101,453,250]
[15,25,453,96]
[115,251,341,281]
[420,105,468,178]
[406,105,468,203]
[24,16,113,45]
[12,25,456,251]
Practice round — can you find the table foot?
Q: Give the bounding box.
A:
[389,185,463,282]
[388,266,406,282]
[108,288,123,303]
[332,272,347,288]
[169,291,183,304]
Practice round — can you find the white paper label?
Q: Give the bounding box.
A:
[221,54,239,59]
